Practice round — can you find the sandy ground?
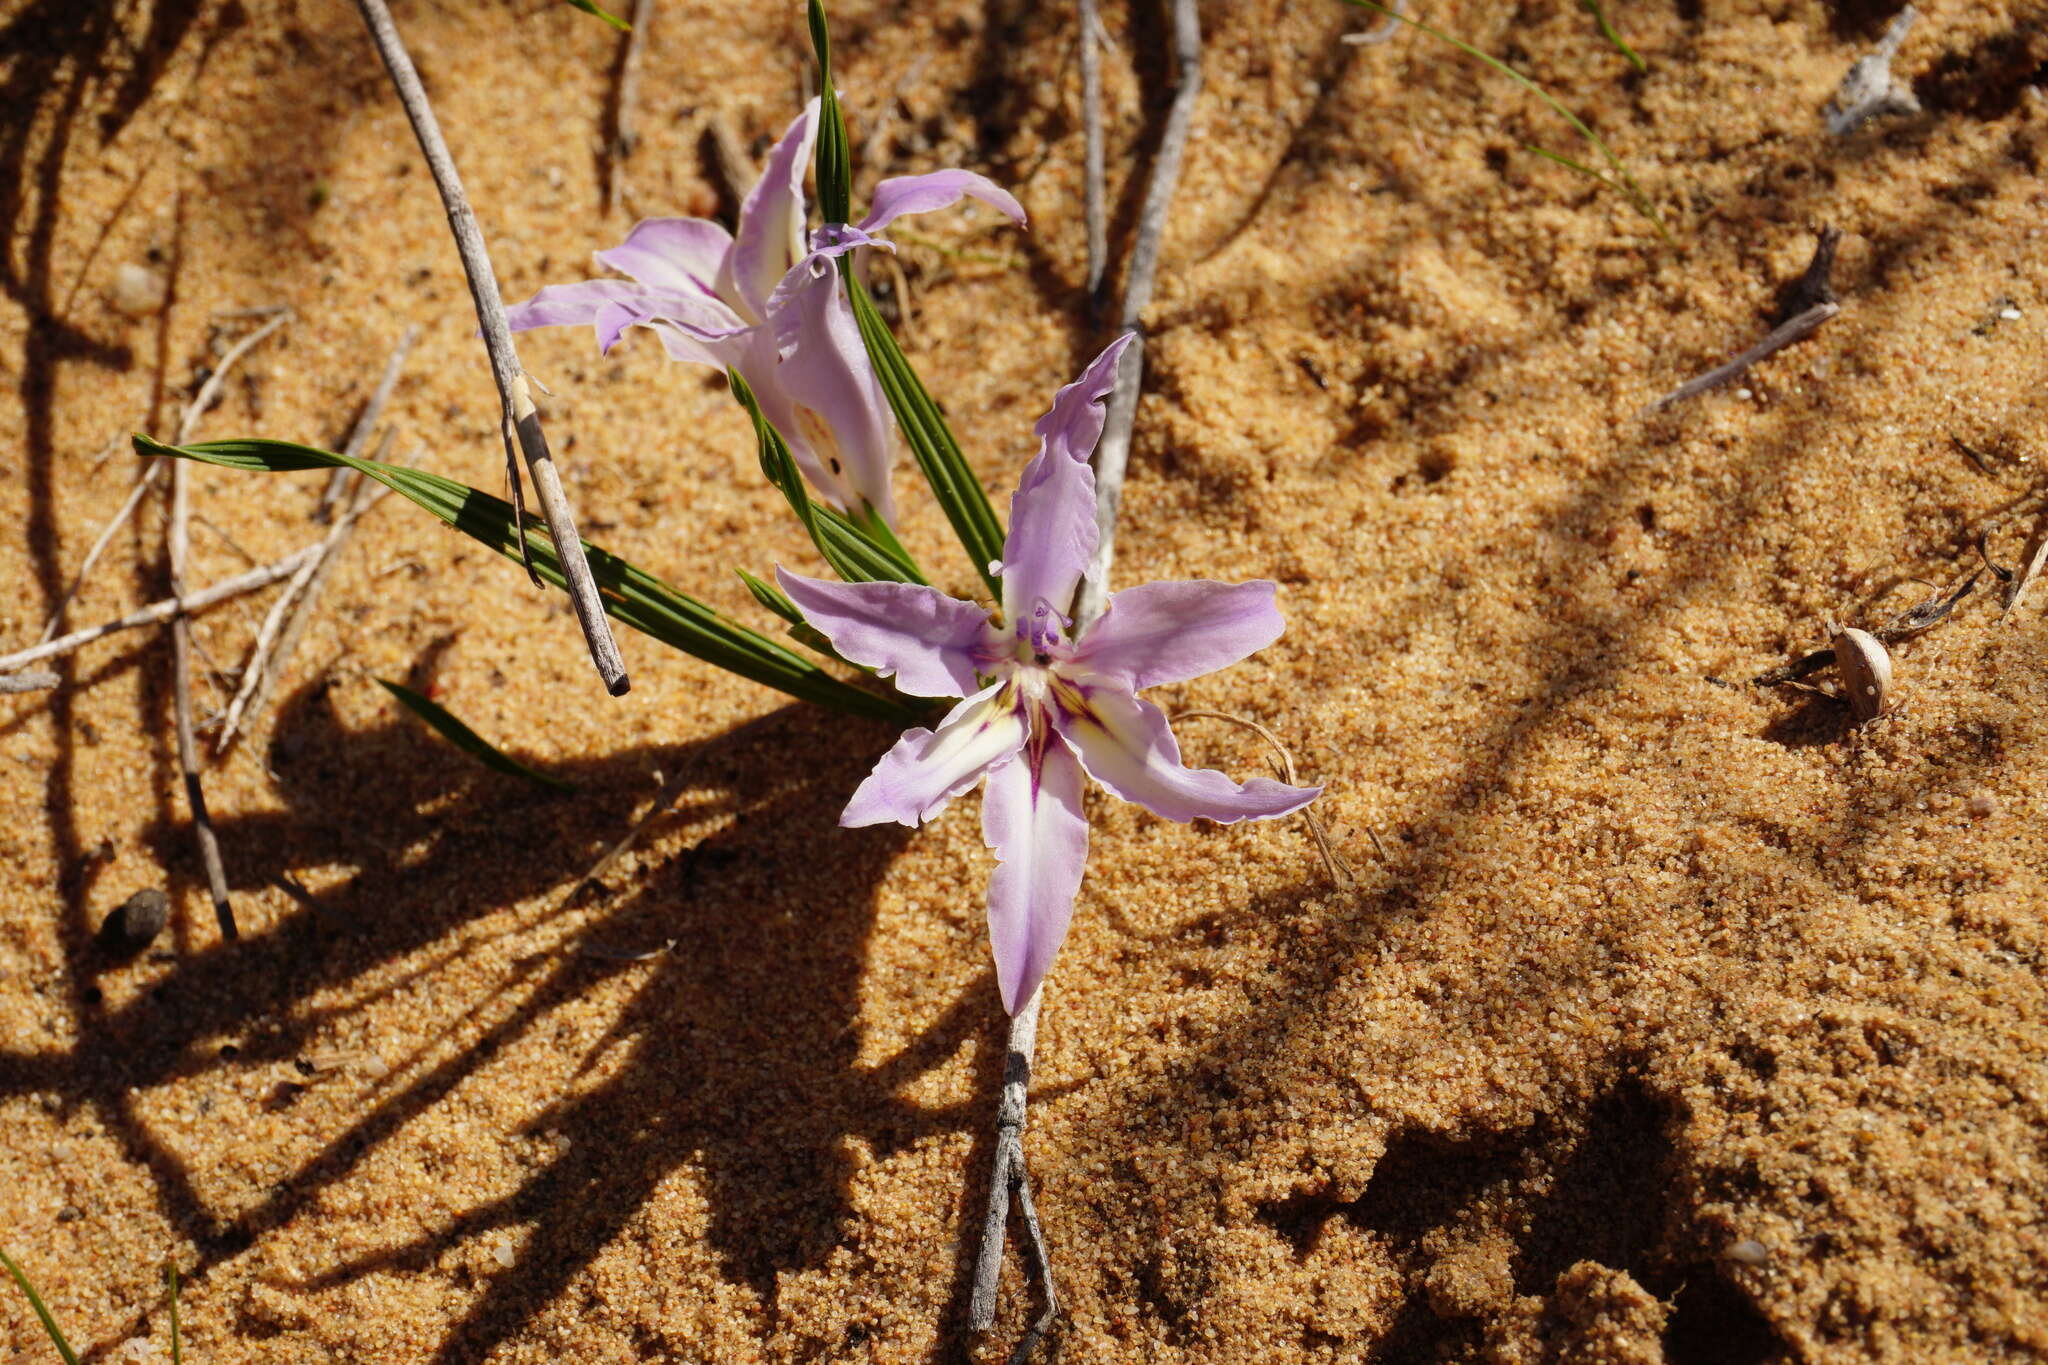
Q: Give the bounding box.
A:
[3,0,2047,1360]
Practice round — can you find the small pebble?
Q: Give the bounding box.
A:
[96,888,169,957]
[111,262,168,317]
[1725,1238,1770,1266]
[1967,792,1997,818]
[1998,306,2022,321]
[1736,387,1754,400]
[493,1240,517,1268]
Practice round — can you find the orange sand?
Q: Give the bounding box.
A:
[4,0,2048,1360]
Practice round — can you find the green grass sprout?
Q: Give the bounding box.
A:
[1338,0,1672,243]
[1579,0,1647,73]
[564,0,630,32]
[0,1247,81,1365]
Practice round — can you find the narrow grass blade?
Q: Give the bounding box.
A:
[134,434,921,724]
[564,0,630,31]
[1578,0,1646,73]
[808,0,852,224]
[843,266,1006,595]
[164,1261,181,1365]
[728,371,925,584]
[377,679,577,790]
[1337,0,1671,242]
[0,1247,80,1365]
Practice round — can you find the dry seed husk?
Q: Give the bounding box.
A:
[1832,627,1893,722]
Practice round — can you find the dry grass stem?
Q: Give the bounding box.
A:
[1648,302,1839,412]
[605,0,653,214]
[317,325,418,520]
[1342,0,1407,45]
[1174,708,1354,888]
[1078,0,1106,296]
[0,670,60,695]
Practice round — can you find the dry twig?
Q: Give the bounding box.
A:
[353,0,630,695]
[0,671,60,695]
[972,4,1205,1352]
[1649,229,1842,413]
[167,460,236,940]
[1078,0,1106,296]
[1342,0,1407,44]
[605,0,654,214]
[316,324,417,520]
[1825,5,1920,134]
[39,311,292,643]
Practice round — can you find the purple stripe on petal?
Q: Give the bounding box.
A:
[1069,580,1284,692]
[594,217,734,299]
[1054,687,1319,824]
[777,568,996,698]
[982,732,1087,1015]
[857,169,1027,235]
[728,100,819,322]
[841,683,1026,828]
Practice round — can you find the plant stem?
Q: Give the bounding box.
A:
[351,0,630,696]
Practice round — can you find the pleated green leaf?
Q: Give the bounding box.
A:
[807,0,852,225]
[377,679,577,790]
[728,370,925,585]
[735,568,851,663]
[133,434,920,724]
[843,266,1006,596]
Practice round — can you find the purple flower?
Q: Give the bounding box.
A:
[779,337,1320,1013]
[505,103,1023,527]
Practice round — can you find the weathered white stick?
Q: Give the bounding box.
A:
[0,548,322,675]
[1078,0,1106,296]
[352,0,630,696]
[970,4,1205,1348]
[39,311,292,643]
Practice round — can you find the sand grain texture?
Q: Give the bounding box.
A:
[3,0,2047,1361]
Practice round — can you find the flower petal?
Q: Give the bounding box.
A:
[997,336,1132,623]
[594,217,734,299]
[1069,580,1284,691]
[776,568,995,698]
[983,733,1087,1015]
[842,682,1026,828]
[760,256,897,522]
[1054,686,1319,823]
[726,100,818,321]
[504,279,651,338]
[857,169,1027,235]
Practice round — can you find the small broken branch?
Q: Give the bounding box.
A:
[0,671,60,695]
[353,0,630,696]
[605,0,654,214]
[40,311,292,642]
[316,324,418,521]
[1648,302,1838,413]
[167,460,236,941]
[1825,5,1920,134]
[0,547,323,676]
[1078,0,1106,297]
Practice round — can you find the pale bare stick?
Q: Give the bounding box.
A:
[40,311,292,642]
[606,0,654,214]
[167,458,236,940]
[1174,709,1353,888]
[1646,302,1839,413]
[316,325,418,521]
[1078,0,1106,296]
[352,0,629,696]
[0,547,322,675]
[216,434,409,751]
[0,671,60,695]
[2001,510,2048,618]
[1342,0,1406,45]
[968,984,1045,1336]
[1071,0,1202,629]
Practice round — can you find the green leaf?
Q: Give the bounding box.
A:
[1337,0,1671,243]
[808,0,852,224]
[1578,0,1647,74]
[0,1247,80,1365]
[727,370,926,585]
[165,1261,181,1365]
[134,433,921,725]
[842,265,1006,596]
[377,679,576,790]
[565,0,630,32]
